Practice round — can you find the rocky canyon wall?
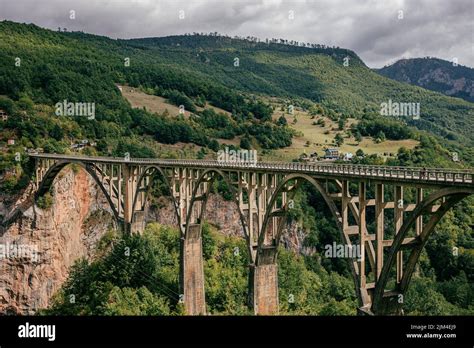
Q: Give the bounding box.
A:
[0,167,306,315]
[0,168,115,314]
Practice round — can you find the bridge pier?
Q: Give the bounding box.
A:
[121,216,146,234]
[130,211,146,234]
[181,224,206,315]
[249,246,279,315]
[249,263,279,315]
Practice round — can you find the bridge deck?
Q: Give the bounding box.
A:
[30,153,474,187]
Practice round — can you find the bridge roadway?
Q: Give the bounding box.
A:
[29,153,474,187]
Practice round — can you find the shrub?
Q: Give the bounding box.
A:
[37,192,54,209]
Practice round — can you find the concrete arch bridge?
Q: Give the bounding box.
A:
[30,153,474,315]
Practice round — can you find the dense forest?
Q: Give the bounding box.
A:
[42,222,473,315]
[0,21,473,315]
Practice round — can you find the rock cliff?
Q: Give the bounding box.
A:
[0,168,115,314]
[0,167,305,314]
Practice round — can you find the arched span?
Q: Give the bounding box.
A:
[257,173,361,303]
[372,187,474,313]
[36,160,121,221]
[131,165,181,233]
[258,173,344,248]
[184,168,251,255]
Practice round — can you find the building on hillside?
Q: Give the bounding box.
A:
[71,143,86,150]
[7,139,15,146]
[324,148,339,160]
[299,153,309,161]
[343,152,354,161]
[300,151,320,162]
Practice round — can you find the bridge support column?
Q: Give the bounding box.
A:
[181,223,206,315]
[250,245,279,315]
[130,211,146,234]
[249,263,279,315]
[122,164,134,233]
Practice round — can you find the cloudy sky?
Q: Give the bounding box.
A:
[0,0,472,68]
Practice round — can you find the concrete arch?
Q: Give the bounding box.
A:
[131,165,181,233]
[372,187,474,314]
[184,168,251,249]
[179,168,252,315]
[36,160,121,221]
[258,173,344,248]
[257,173,360,303]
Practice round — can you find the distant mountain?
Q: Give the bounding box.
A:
[376,58,474,103]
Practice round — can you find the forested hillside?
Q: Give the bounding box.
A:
[1,21,473,160]
[123,34,474,146]
[43,222,473,315]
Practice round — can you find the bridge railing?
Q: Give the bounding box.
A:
[298,163,473,183]
[29,153,474,184]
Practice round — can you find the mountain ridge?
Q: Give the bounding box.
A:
[376,57,474,103]
[1,20,473,153]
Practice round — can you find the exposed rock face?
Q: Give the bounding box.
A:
[377,57,474,102]
[0,170,306,315]
[146,194,245,237]
[0,168,115,315]
[205,196,306,254]
[147,194,305,251]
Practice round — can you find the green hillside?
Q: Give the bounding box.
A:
[1,21,473,144]
[1,20,473,172]
[124,35,474,144]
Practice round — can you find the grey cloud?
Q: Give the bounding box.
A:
[0,0,471,68]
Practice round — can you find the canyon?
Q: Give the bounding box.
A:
[0,167,304,315]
